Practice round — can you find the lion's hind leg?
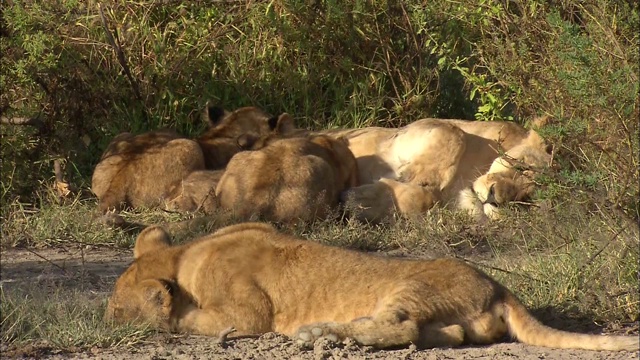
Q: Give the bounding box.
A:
[417,322,465,348]
[293,281,469,349]
[294,309,420,349]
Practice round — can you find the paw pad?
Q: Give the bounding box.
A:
[295,325,339,348]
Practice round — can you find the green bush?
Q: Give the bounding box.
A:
[3,0,636,216]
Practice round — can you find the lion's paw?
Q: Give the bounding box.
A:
[295,323,340,349]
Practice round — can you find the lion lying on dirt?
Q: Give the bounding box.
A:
[105,223,639,352]
[327,116,552,222]
[215,135,359,223]
[92,105,293,213]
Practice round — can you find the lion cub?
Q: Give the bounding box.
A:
[91,130,205,213]
[163,170,224,214]
[106,223,639,352]
[215,135,359,223]
[92,104,294,213]
[196,104,296,169]
[342,178,441,224]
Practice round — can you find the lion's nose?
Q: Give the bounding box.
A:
[483,184,498,206]
[339,189,351,203]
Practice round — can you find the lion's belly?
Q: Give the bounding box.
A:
[266,250,407,336]
[272,295,380,336]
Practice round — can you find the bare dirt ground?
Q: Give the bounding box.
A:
[1,246,638,360]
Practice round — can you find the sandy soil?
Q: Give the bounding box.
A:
[1,246,637,360]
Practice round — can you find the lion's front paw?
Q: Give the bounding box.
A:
[295,323,340,349]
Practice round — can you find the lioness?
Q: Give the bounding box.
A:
[326,117,552,221]
[92,104,292,213]
[215,135,359,223]
[105,223,639,352]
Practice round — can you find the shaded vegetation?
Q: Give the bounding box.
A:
[0,0,638,353]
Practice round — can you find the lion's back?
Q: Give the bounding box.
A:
[92,131,205,212]
[216,137,355,222]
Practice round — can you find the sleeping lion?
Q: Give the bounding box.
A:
[215,134,358,223]
[325,116,553,222]
[105,223,638,352]
[92,104,293,213]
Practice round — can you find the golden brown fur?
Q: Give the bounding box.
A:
[342,178,441,224]
[91,130,205,213]
[324,117,552,221]
[215,135,359,223]
[92,104,291,213]
[163,170,224,214]
[106,223,639,352]
[196,104,296,169]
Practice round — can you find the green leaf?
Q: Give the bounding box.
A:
[470,88,478,101]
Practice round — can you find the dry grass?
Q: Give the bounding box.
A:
[1,194,637,354]
[0,287,154,353]
[0,0,637,354]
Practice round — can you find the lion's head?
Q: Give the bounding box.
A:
[105,226,178,328]
[163,170,223,214]
[471,128,552,219]
[196,103,296,169]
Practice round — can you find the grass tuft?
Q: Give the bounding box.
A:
[0,287,154,352]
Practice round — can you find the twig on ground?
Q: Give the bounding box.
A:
[1,116,45,131]
[510,201,539,207]
[579,224,628,271]
[457,256,546,284]
[24,248,71,276]
[215,326,237,346]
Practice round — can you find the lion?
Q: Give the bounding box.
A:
[215,134,359,223]
[91,129,205,213]
[342,178,441,224]
[324,116,552,221]
[163,170,224,214]
[196,104,296,169]
[92,104,293,213]
[105,223,639,352]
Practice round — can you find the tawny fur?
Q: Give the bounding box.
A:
[320,117,553,221]
[91,130,205,213]
[163,170,224,214]
[105,223,639,352]
[215,135,359,223]
[196,104,296,169]
[342,178,441,224]
[92,104,292,213]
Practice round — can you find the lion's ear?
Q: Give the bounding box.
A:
[336,136,350,146]
[529,115,551,130]
[236,134,258,150]
[268,113,296,134]
[140,279,174,309]
[203,102,228,128]
[134,226,172,259]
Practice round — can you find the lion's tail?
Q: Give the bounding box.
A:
[503,292,639,351]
